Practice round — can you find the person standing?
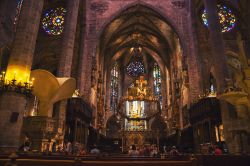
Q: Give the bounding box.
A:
[214,146,222,155]
[23,138,31,152]
[128,145,139,157]
[150,146,158,157]
[78,145,87,156]
[65,141,72,155]
[169,146,180,156]
[143,145,151,156]
[52,141,57,153]
[90,144,100,155]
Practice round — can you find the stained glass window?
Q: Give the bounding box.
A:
[126,60,145,77]
[14,0,24,31]
[209,74,217,94]
[42,7,66,35]
[153,62,162,107]
[110,62,119,112]
[202,4,236,33]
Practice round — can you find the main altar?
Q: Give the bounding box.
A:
[118,76,161,150]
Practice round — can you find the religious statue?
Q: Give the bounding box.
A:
[90,84,97,107]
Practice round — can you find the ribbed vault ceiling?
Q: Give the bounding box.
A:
[100,4,179,69]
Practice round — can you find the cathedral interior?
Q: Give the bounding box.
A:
[0,0,250,165]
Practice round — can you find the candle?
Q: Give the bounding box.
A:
[1,71,5,81]
[19,78,22,85]
[25,74,28,83]
[13,71,17,80]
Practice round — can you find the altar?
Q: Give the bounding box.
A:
[118,76,161,150]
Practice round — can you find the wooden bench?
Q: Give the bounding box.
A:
[2,154,250,166]
[0,154,197,166]
[0,154,250,166]
[1,159,197,166]
[195,155,250,166]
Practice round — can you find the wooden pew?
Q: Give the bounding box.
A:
[2,153,250,166]
[1,159,197,166]
[0,154,197,166]
[195,155,250,166]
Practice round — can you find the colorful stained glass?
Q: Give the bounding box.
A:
[209,74,217,94]
[202,4,236,33]
[110,62,119,112]
[153,62,162,108]
[42,7,66,35]
[126,60,145,77]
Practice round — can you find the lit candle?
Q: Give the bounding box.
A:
[2,71,5,81]
[30,77,35,87]
[31,77,35,81]
[19,78,22,85]
[13,71,17,80]
[29,81,32,88]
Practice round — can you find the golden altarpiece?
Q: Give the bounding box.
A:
[117,76,161,151]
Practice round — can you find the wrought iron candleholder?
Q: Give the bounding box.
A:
[0,71,33,97]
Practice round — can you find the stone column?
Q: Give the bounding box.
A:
[79,40,95,101]
[0,93,26,151]
[0,0,44,151]
[203,0,229,90]
[57,0,80,143]
[203,0,238,153]
[186,0,203,101]
[78,0,95,101]
[5,0,44,81]
[57,0,80,77]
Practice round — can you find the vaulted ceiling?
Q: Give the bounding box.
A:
[100,4,179,70]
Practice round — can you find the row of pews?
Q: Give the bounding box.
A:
[0,153,249,166]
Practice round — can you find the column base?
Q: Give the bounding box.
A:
[0,92,26,152]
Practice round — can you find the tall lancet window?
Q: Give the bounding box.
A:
[110,62,119,112]
[14,0,24,31]
[153,62,162,108]
[209,74,217,97]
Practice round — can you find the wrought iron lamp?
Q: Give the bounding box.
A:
[0,70,33,97]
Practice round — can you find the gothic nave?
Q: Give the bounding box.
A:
[0,0,250,166]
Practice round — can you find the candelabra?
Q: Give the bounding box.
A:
[0,71,33,97]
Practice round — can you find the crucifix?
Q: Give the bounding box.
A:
[136,76,147,96]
